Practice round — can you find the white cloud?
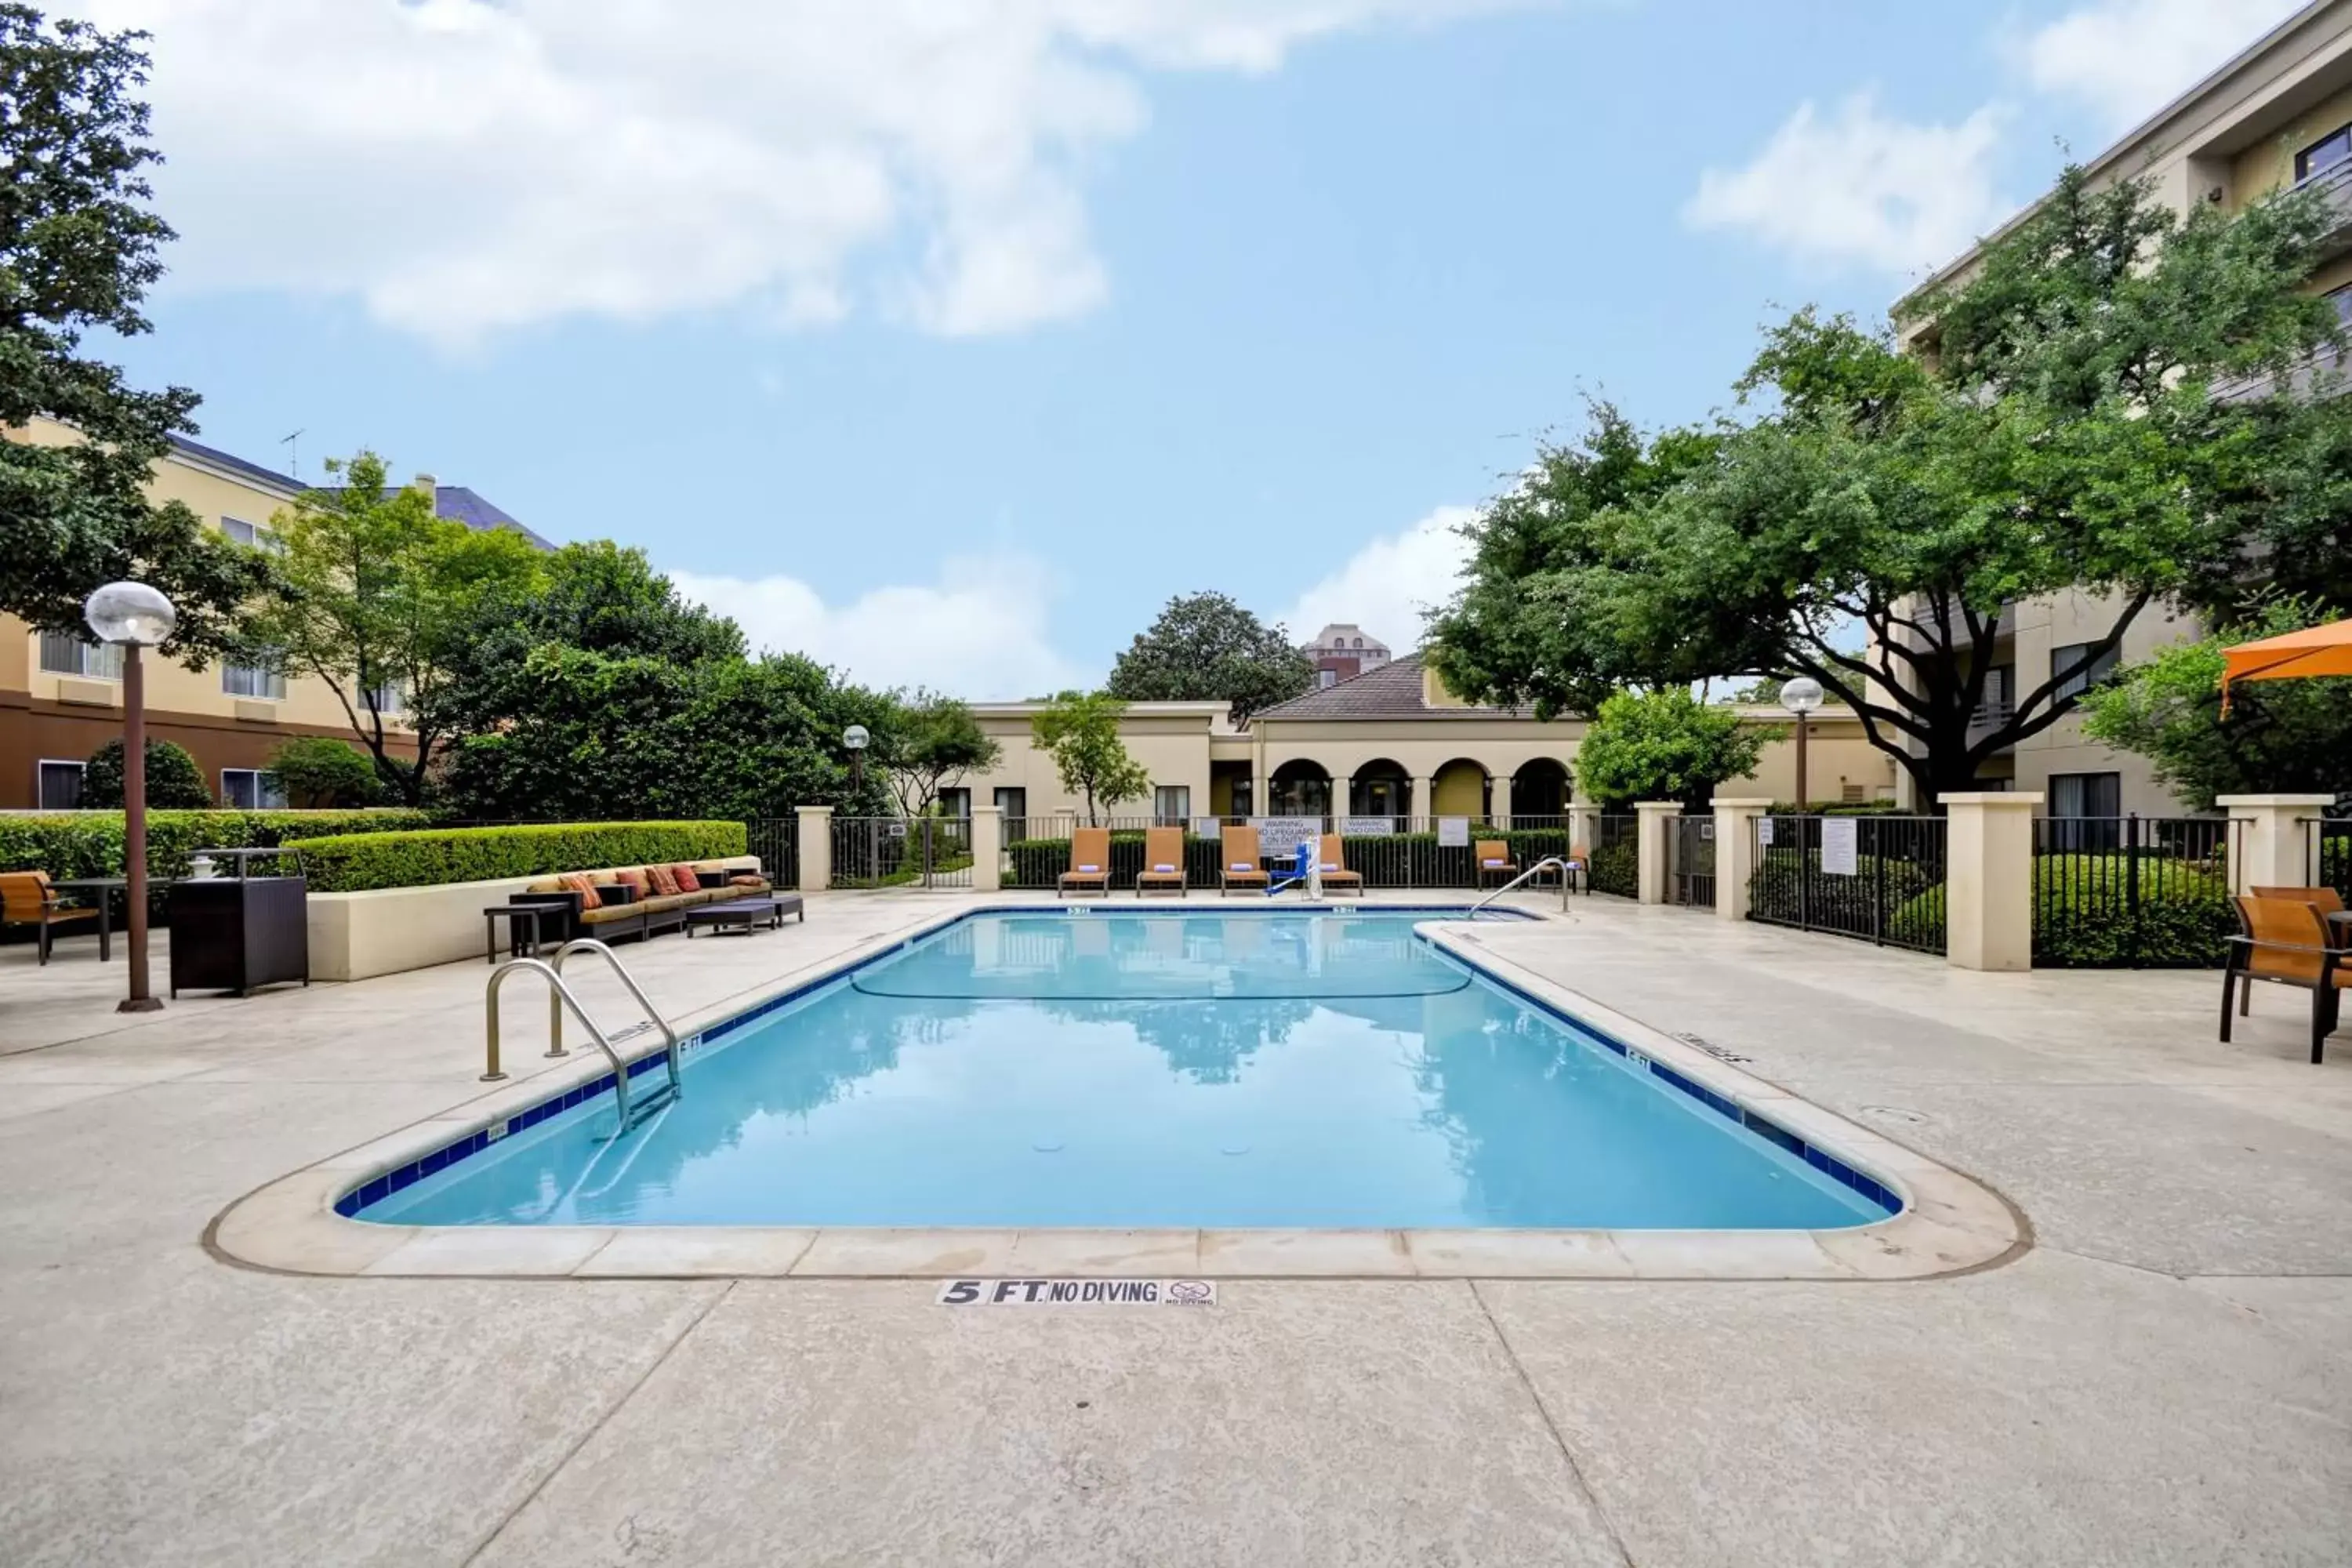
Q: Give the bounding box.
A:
[670,555,1089,699]
[68,0,1530,348]
[2017,0,2301,130]
[1276,505,1477,655]
[1684,93,2010,277]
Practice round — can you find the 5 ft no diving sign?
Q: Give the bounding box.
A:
[938,1278,1217,1307]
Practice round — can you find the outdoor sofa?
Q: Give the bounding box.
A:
[509,856,777,946]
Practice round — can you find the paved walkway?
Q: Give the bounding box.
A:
[1,894,2345,1566]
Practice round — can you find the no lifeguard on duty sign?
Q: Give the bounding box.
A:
[936,1278,1217,1307]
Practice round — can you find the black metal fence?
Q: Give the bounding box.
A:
[1000,815,1577,892]
[2031,815,2238,967]
[829,815,974,890]
[744,818,799,889]
[2307,815,2351,905]
[1748,814,1948,956]
[1671,814,1715,908]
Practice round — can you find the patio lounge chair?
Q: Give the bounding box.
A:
[1,871,103,965]
[1059,827,1112,898]
[1474,839,1519,888]
[1314,834,1363,897]
[2220,894,2347,1065]
[1135,826,1188,898]
[1220,826,1269,896]
[2252,885,2347,914]
[1562,840,1590,895]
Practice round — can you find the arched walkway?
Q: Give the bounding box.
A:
[1269,759,1333,817]
[1512,757,1570,818]
[1348,757,1411,818]
[1430,757,1490,820]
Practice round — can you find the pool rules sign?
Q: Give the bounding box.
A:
[938,1279,1218,1308]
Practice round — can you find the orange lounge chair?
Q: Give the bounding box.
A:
[1474,839,1519,888]
[1562,840,1590,895]
[1059,827,1112,898]
[2221,895,2347,1065]
[1219,826,1269,896]
[1314,834,1363,897]
[1137,826,1188,898]
[1,871,104,964]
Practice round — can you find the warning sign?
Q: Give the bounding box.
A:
[936,1278,1217,1307]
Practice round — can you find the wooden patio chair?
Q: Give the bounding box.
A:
[1058,827,1112,899]
[0,871,103,965]
[1314,834,1363,897]
[1562,840,1590,895]
[1136,826,1188,898]
[2220,895,2347,1065]
[2251,885,2346,915]
[1473,839,1519,888]
[1219,826,1269,896]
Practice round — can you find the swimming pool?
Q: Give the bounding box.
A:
[349,909,1894,1232]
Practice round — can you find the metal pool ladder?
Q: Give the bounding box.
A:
[481,938,681,1133]
[1468,855,1571,917]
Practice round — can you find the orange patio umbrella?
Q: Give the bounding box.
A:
[2219,619,2352,713]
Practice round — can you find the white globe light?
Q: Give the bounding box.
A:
[83,581,176,647]
[1780,676,1824,714]
[842,724,870,751]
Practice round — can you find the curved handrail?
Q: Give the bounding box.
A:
[550,938,682,1104]
[481,957,645,1127]
[1468,855,1569,917]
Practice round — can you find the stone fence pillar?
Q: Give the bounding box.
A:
[1940,793,2041,971]
[969,806,1003,893]
[1711,797,1772,922]
[795,805,833,893]
[2214,794,2332,893]
[1567,800,1599,855]
[1634,800,1680,906]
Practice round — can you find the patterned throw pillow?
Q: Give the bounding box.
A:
[666,863,705,892]
[729,874,765,888]
[557,873,602,910]
[646,864,681,897]
[613,869,649,899]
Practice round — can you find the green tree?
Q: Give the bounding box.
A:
[244,452,544,804]
[2078,599,2352,811]
[1572,688,1773,809]
[262,735,381,808]
[0,7,273,658]
[1105,591,1315,721]
[1031,691,1150,823]
[876,691,1001,818]
[1429,169,2350,804]
[82,737,208,808]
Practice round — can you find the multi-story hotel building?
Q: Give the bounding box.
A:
[2,417,543,809]
[1889,0,2351,817]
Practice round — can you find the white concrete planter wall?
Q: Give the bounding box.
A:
[305,856,763,982]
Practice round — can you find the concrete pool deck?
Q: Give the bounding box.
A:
[2,891,2347,1564]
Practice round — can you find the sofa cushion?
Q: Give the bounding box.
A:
[612,868,650,898]
[646,864,682,897]
[557,873,602,910]
[730,874,769,891]
[578,903,638,924]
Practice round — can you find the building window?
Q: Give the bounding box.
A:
[222,660,287,700]
[220,517,281,552]
[37,760,85,810]
[365,681,403,716]
[2294,121,2351,183]
[2049,771,2121,820]
[2328,283,2352,328]
[1232,779,1253,818]
[1317,669,1337,689]
[993,786,1026,837]
[2050,641,2119,702]
[936,787,971,818]
[1154,786,1191,825]
[220,768,289,810]
[38,631,123,680]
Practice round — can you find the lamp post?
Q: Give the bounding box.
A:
[843,724,870,797]
[1780,676,1824,815]
[85,582,176,1014]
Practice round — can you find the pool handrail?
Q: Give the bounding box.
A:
[1468,855,1570,917]
[481,942,681,1131]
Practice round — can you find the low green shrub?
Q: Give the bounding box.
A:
[2029,854,2235,967]
[82,739,213,808]
[283,820,748,892]
[1586,838,1638,898]
[0,809,434,880]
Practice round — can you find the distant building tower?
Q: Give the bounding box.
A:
[1303,622,1392,690]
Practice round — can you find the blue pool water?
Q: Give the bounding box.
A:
[360,911,1889,1230]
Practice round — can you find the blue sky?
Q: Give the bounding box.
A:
[85,0,2300,696]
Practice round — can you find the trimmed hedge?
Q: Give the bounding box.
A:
[2030,854,2235,968]
[1587,838,1637,898]
[1003,828,1576,891]
[281,820,748,893]
[0,809,434,881]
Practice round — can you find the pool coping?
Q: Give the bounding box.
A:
[206,904,2029,1283]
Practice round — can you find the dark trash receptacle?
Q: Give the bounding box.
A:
[169,876,310,998]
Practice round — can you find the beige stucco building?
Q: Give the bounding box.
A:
[949,654,1893,829]
[3,417,542,809]
[1889,0,2352,818]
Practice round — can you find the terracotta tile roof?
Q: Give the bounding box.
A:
[1254,653,1535,720]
